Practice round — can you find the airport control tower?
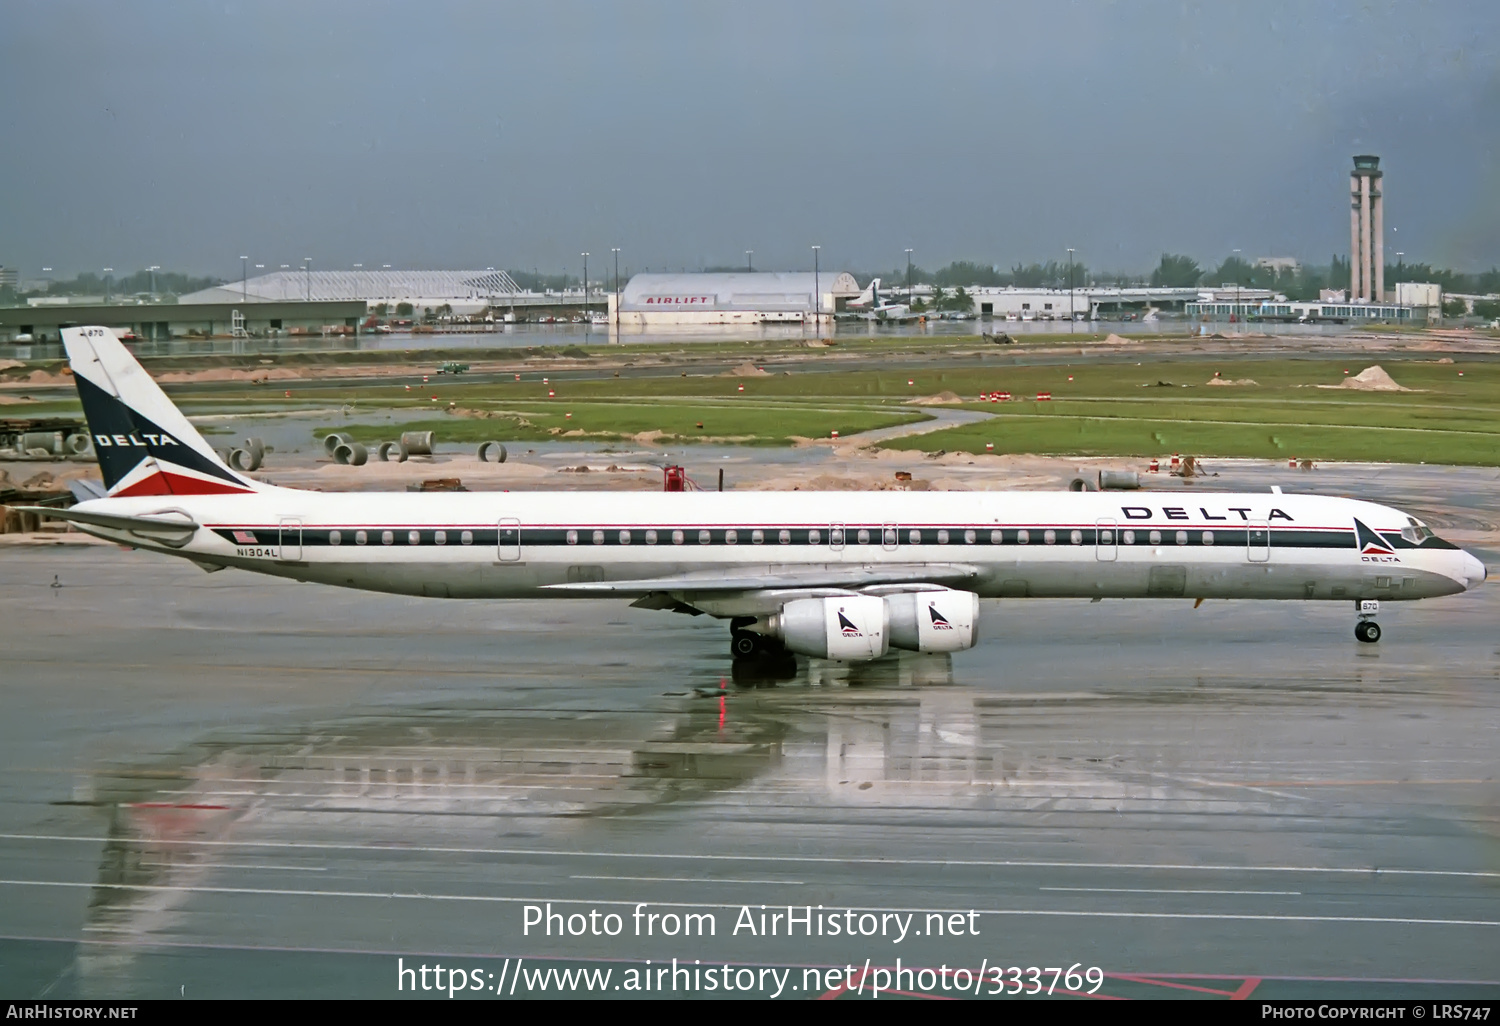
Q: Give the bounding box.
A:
[1349,155,1384,302]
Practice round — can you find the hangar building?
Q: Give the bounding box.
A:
[180,269,522,316]
[608,272,862,326]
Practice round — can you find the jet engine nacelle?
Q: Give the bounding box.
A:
[886,589,980,653]
[764,595,888,661]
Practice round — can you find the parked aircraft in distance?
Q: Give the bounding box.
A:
[846,278,918,322]
[25,328,1486,671]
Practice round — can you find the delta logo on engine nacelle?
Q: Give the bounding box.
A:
[928,604,953,630]
[837,610,863,637]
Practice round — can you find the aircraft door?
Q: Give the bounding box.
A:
[829,524,845,552]
[882,524,899,551]
[1247,520,1270,562]
[1095,518,1117,561]
[497,518,521,561]
[278,518,302,562]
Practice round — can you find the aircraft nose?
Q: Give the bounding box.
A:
[1462,551,1486,589]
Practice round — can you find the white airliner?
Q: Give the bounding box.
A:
[25,327,1486,663]
[846,278,917,322]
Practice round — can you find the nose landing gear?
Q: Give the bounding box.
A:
[1355,599,1381,644]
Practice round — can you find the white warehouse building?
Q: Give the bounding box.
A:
[608,271,862,326]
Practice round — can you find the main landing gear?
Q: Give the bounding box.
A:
[728,617,797,684]
[1355,599,1381,644]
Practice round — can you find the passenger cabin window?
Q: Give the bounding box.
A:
[1175,530,1187,546]
[408,530,420,545]
[645,529,657,545]
[1122,530,1135,545]
[619,530,632,545]
[1202,530,1214,546]
[751,529,764,544]
[937,529,949,544]
[460,530,473,545]
[435,530,446,545]
[381,530,394,546]
[857,529,870,544]
[990,529,1003,544]
[964,529,975,544]
[725,529,738,545]
[778,529,791,545]
[592,530,605,545]
[698,530,711,544]
[1071,529,1082,545]
[809,529,821,545]
[1044,529,1056,545]
[1017,529,1029,544]
[330,530,342,546]
[672,530,685,545]
[909,529,922,545]
[566,530,577,545]
[355,530,368,545]
[1148,530,1161,545]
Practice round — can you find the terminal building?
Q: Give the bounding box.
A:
[608,271,862,326]
[967,286,1205,320]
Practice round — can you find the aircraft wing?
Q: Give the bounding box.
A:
[13,506,199,546]
[544,562,980,595]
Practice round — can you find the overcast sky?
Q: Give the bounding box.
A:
[1,0,1495,280]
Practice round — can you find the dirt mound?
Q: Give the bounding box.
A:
[1338,365,1411,392]
[724,361,771,377]
[1103,334,1134,345]
[905,391,964,405]
[0,393,37,404]
[1206,377,1258,386]
[0,360,22,373]
[156,367,299,383]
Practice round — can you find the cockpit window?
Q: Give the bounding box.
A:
[1401,517,1432,544]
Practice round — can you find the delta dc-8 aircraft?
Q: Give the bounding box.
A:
[26,327,1486,664]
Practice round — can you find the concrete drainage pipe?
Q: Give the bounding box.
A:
[477,441,507,463]
[323,432,352,456]
[377,440,409,463]
[400,431,434,456]
[228,447,263,472]
[333,442,368,466]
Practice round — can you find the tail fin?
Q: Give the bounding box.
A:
[63,326,259,497]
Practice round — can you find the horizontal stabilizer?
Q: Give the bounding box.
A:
[544,562,979,595]
[68,479,107,503]
[13,506,199,546]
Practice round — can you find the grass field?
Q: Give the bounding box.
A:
[10,350,1499,463]
[318,399,927,446]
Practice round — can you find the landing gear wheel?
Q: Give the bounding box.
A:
[730,631,762,660]
[1355,620,1381,643]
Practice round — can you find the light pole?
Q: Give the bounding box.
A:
[1232,248,1242,327]
[905,249,913,313]
[581,252,589,322]
[304,257,312,302]
[811,245,821,331]
[745,250,753,272]
[103,267,113,303]
[149,265,161,302]
[1066,248,1075,332]
[611,248,621,328]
